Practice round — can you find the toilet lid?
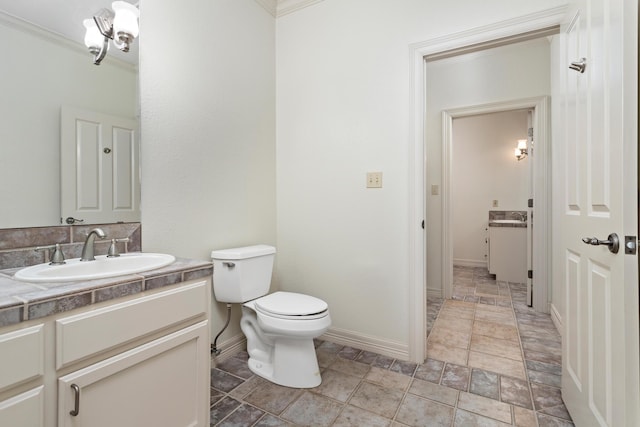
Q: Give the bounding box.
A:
[254,291,328,317]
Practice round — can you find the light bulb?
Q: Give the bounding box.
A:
[112,1,139,39]
[83,18,103,50]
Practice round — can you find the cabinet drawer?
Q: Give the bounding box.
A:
[56,279,209,369]
[0,325,44,391]
[0,386,44,427]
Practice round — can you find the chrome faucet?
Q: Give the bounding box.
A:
[80,228,106,261]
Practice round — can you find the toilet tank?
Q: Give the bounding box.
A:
[211,245,276,303]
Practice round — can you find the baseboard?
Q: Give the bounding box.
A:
[320,327,409,361]
[550,303,562,336]
[427,288,443,299]
[453,259,488,268]
[211,333,246,365]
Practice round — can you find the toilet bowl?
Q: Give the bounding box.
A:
[211,245,331,388]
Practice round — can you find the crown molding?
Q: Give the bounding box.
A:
[277,0,325,17]
[0,10,136,71]
[255,0,324,18]
[254,0,277,17]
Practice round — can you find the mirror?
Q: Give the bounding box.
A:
[0,1,138,229]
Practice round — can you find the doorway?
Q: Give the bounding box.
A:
[406,8,565,363]
[449,109,532,300]
[440,97,550,314]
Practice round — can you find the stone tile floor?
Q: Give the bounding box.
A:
[210,266,573,426]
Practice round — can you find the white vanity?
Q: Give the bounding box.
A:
[488,219,528,284]
[0,259,212,427]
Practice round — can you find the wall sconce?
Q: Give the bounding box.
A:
[514,139,528,161]
[83,1,139,65]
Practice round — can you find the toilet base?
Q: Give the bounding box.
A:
[247,338,322,388]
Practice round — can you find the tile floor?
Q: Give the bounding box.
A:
[210,266,574,426]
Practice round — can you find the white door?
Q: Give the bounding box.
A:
[61,107,139,225]
[558,0,639,425]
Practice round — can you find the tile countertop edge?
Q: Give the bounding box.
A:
[488,222,527,228]
[0,258,213,328]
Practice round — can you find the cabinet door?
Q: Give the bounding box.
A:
[58,321,209,427]
[0,386,44,427]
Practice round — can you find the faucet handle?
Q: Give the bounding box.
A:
[35,243,66,265]
[107,238,130,258]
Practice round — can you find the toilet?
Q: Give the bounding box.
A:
[211,244,331,388]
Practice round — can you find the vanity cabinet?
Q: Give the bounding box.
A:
[0,278,211,427]
[488,226,527,284]
[0,325,46,427]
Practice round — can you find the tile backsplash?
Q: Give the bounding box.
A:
[488,210,527,221]
[0,223,141,269]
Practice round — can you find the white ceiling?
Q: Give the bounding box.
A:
[0,0,138,63]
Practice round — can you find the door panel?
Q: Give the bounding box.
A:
[558,0,638,425]
[76,119,102,211]
[112,126,136,211]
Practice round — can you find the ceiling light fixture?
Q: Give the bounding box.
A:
[83,1,139,65]
[514,139,528,161]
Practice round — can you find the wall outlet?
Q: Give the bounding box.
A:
[492,199,499,207]
[366,172,383,188]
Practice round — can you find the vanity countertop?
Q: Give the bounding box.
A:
[0,257,212,328]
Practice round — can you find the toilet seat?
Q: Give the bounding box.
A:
[253,291,328,320]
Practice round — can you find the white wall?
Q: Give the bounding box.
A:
[139,0,276,344]
[0,15,137,228]
[452,110,529,267]
[276,0,564,354]
[426,38,551,296]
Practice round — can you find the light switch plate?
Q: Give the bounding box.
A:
[367,172,383,188]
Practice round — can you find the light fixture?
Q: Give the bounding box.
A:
[83,1,139,65]
[514,139,528,161]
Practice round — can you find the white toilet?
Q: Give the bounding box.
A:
[211,244,331,388]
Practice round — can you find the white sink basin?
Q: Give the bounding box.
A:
[491,219,526,224]
[15,253,176,283]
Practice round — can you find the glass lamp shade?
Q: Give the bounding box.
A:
[83,19,103,49]
[517,139,528,150]
[515,147,522,157]
[112,1,140,39]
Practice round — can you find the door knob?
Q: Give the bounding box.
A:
[582,233,620,254]
[65,217,85,225]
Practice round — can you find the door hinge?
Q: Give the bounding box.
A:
[528,198,533,208]
[528,270,533,279]
[528,127,533,138]
[624,236,637,255]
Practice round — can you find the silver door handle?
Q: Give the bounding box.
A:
[569,58,587,73]
[582,233,620,254]
[65,217,85,225]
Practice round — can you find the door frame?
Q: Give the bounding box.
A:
[441,97,551,313]
[407,6,567,362]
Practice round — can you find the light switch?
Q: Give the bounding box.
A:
[366,172,383,188]
[492,199,499,207]
[431,185,439,195]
